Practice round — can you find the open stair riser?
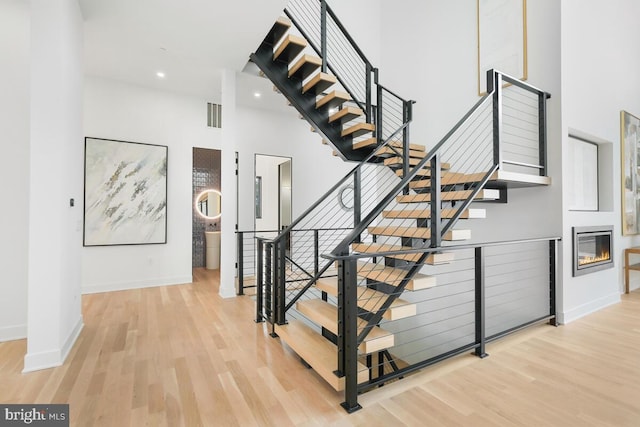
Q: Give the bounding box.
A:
[274,321,369,391]
[296,299,395,354]
[316,277,417,321]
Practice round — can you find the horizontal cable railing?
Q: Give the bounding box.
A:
[236,229,284,296]
[255,124,412,324]
[326,237,559,409]
[286,0,377,121]
[378,84,408,144]
[496,73,551,176]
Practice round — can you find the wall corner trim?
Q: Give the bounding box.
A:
[22,317,84,373]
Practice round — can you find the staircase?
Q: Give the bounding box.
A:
[248,0,552,412]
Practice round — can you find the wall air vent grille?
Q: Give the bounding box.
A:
[207,103,222,128]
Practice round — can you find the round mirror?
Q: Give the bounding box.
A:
[196,189,222,219]
[338,185,354,210]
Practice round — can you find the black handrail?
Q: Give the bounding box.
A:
[336,237,560,410]
[500,71,551,99]
[377,83,409,104]
[283,6,371,113]
[324,236,562,261]
[331,92,494,256]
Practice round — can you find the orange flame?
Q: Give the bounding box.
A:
[578,251,610,266]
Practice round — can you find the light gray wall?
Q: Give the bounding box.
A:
[0,0,29,342]
[379,0,562,243]
[236,105,353,234]
[82,76,219,293]
[376,0,567,318]
[559,0,640,322]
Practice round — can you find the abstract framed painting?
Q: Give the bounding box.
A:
[621,111,640,235]
[84,137,168,246]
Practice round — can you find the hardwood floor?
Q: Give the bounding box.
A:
[1,270,639,426]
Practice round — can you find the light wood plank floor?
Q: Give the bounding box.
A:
[1,269,639,426]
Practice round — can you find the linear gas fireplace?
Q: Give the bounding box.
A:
[572,225,613,276]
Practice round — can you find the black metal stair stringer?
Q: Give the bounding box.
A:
[250,44,371,163]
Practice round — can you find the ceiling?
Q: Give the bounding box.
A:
[78,0,289,101]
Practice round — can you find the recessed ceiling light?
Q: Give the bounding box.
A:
[156,71,166,79]
[254,92,261,98]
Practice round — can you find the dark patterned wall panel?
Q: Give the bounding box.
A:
[192,148,222,268]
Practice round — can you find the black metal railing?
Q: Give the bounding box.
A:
[252,0,553,412]
[286,0,375,120]
[326,237,559,411]
[254,67,551,338]
[254,132,412,328]
[236,229,283,296]
[332,69,550,260]
[493,73,551,176]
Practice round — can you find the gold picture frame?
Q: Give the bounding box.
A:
[477,0,528,95]
[621,110,640,235]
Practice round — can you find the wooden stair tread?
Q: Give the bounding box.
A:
[265,16,292,45]
[395,168,460,178]
[302,72,336,95]
[376,147,428,158]
[328,106,363,124]
[352,137,378,150]
[384,156,451,169]
[396,189,500,203]
[273,34,307,62]
[342,122,375,138]
[368,226,471,241]
[316,90,351,110]
[274,320,368,391]
[409,171,497,189]
[315,277,416,320]
[352,243,455,265]
[395,168,431,178]
[355,261,436,291]
[289,54,322,79]
[297,299,395,354]
[354,140,427,152]
[382,208,486,220]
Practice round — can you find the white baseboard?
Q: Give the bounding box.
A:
[81,275,192,295]
[22,316,84,373]
[0,324,27,342]
[23,349,62,373]
[61,317,83,363]
[558,292,621,324]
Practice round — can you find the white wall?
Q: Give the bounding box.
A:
[374,1,575,321]
[24,0,84,372]
[379,0,562,243]
[82,76,221,293]
[236,104,353,233]
[559,0,640,322]
[327,0,382,67]
[0,0,29,342]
